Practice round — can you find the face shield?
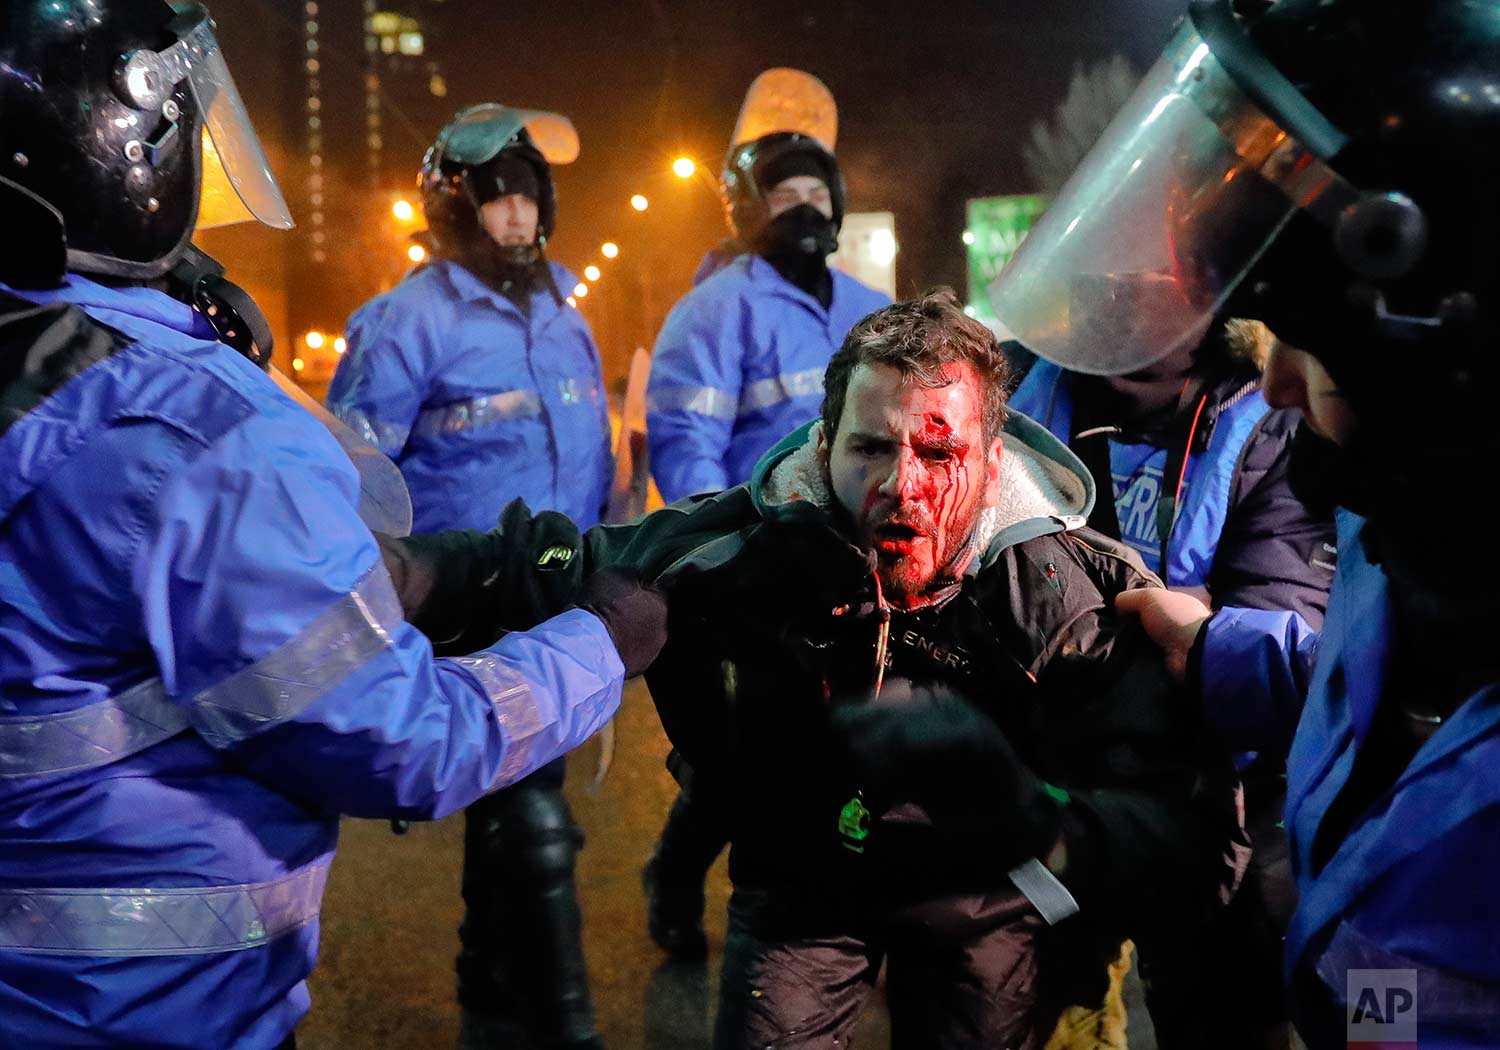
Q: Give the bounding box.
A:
[437,104,580,167]
[730,68,838,152]
[988,14,1357,376]
[117,3,292,231]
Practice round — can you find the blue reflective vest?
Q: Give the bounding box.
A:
[0,276,624,1049]
[1010,360,1270,587]
[646,254,890,503]
[327,258,613,533]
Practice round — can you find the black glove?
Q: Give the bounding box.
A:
[830,684,1067,862]
[377,498,586,654]
[577,568,668,678]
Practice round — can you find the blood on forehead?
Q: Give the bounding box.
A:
[915,412,969,455]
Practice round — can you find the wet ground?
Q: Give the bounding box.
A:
[298,679,892,1049]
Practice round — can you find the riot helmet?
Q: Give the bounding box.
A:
[989,0,1500,413]
[0,0,291,287]
[419,103,578,266]
[721,68,846,244]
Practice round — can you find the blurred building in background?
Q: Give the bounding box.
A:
[189,0,1177,402]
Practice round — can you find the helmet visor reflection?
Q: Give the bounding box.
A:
[987,20,1344,376]
[440,104,580,166]
[154,6,293,230]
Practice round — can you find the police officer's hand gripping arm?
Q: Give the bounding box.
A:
[1117,586,1320,753]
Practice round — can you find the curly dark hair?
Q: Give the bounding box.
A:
[820,288,1010,444]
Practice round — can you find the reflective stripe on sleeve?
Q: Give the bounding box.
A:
[738,367,824,415]
[646,385,738,421]
[188,559,404,747]
[333,405,411,456]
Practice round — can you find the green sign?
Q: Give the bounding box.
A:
[965,194,1047,325]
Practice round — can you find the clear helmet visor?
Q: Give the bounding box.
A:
[730,68,838,151]
[987,20,1336,376]
[136,6,293,230]
[439,104,580,166]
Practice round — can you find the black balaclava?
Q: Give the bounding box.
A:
[456,152,546,311]
[752,150,838,307]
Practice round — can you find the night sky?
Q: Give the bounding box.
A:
[204,0,1188,381]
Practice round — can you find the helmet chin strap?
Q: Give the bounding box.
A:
[0,177,69,290]
[167,243,274,369]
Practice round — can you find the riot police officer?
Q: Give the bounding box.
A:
[0,6,659,1048]
[327,106,614,1050]
[992,2,1500,1045]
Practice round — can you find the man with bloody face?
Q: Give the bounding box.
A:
[470,290,1243,1047]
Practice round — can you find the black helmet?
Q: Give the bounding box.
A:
[0,0,290,287]
[419,104,578,257]
[720,131,846,243]
[991,0,1500,412]
[719,68,843,244]
[1215,0,1500,412]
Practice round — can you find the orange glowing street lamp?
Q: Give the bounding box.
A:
[671,156,696,179]
[391,199,416,222]
[600,242,619,259]
[407,243,427,264]
[630,194,648,212]
[304,330,325,350]
[573,282,589,298]
[584,264,601,282]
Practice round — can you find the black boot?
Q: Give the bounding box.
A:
[457,767,602,1049]
[642,785,728,961]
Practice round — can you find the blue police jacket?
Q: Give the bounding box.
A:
[646,254,889,503]
[1201,514,1500,1047]
[0,276,624,1049]
[327,258,613,534]
[1011,359,1276,588]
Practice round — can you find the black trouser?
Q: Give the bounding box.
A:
[1143,768,1296,1050]
[456,758,598,1047]
[650,769,731,897]
[714,886,1049,1050]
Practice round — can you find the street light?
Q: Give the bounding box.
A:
[407,243,427,263]
[672,156,696,179]
[392,199,415,222]
[334,336,347,353]
[567,296,578,308]
[600,242,619,259]
[630,194,649,212]
[584,264,601,282]
[573,282,589,298]
[304,330,324,350]
[962,230,975,246]
[292,357,306,372]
